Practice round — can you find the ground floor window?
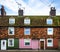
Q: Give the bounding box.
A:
[47,38,53,47]
[24,39,30,46]
[8,39,14,47]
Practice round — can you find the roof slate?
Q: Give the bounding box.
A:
[0,16,60,27]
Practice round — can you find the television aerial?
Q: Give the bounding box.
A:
[15,0,25,10]
[40,0,55,8]
[48,0,55,7]
[15,0,21,8]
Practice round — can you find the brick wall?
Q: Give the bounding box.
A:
[0,27,60,39]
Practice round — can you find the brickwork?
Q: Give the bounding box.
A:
[0,27,60,39]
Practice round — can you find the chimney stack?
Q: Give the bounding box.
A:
[0,5,6,17]
[18,8,23,16]
[50,7,56,16]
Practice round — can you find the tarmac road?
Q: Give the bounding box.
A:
[0,50,60,52]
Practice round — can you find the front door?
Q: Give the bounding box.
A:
[1,40,6,50]
[40,39,45,50]
[40,41,44,49]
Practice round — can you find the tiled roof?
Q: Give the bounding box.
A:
[0,16,60,26]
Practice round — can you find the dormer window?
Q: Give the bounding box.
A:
[9,17,15,24]
[24,18,30,25]
[47,19,53,24]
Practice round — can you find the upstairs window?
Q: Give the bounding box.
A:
[24,39,30,46]
[47,19,53,24]
[24,28,30,35]
[8,27,14,35]
[9,17,15,24]
[8,38,14,47]
[24,18,30,25]
[47,28,53,35]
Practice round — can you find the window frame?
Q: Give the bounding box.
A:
[47,28,53,35]
[8,27,14,35]
[46,19,53,25]
[24,39,30,46]
[24,28,30,35]
[9,18,15,24]
[24,18,30,25]
[8,38,14,47]
[47,38,53,47]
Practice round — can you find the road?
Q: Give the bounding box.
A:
[0,50,60,52]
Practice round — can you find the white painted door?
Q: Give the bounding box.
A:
[1,40,6,50]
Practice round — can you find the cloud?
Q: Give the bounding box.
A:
[0,0,18,12]
[0,0,60,15]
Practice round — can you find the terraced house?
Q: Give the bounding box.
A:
[0,7,60,50]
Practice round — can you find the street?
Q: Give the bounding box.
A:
[0,50,60,52]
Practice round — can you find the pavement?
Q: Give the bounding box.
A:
[0,50,60,52]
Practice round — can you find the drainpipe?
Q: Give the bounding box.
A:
[38,39,39,52]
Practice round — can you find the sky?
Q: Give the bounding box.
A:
[0,0,60,16]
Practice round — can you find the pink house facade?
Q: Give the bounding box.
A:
[19,39,59,50]
[19,39,39,49]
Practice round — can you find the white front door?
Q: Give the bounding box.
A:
[1,40,7,50]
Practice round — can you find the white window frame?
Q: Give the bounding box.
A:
[8,38,14,47]
[47,19,53,25]
[9,18,15,24]
[47,28,53,35]
[8,27,14,35]
[24,39,30,46]
[24,18,30,25]
[47,38,53,47]
[24,28,30,35]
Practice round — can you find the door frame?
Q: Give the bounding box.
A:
[40,39,45,50]
[1,40,7,50]
[58,39,60,49]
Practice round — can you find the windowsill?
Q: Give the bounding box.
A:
[47,46,53,47]
[8,34,14,35]
[8,46,14,47]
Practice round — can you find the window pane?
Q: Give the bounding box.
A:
[47,19,53,24]
[8,39,14,47]
[47,28,53,35]
[47,39,53,47]
[9,40,13,46]
[48,40,52,42]
[24,39,30,46]
[25,42,30,45]
[9,18,15,24]
[8,27,14,35]
[24,18,30,24]
[24,28,30,35]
